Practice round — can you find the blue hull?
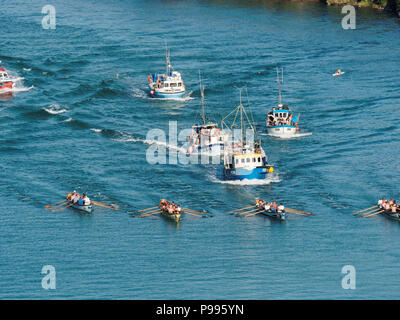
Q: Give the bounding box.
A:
[150,91,186,99]
[223,167,269,181]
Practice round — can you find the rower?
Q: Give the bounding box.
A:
[82,193,90,206]
[278,203,285,213]
[264,202,271,211]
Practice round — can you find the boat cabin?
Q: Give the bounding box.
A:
[233,153,263,169]
[0,68,9,81]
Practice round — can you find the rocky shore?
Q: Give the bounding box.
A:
[322,0,400,16]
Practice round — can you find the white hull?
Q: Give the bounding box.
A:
[267,126,298,138]
[71,202,94,213]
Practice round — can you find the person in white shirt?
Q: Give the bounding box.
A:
[264,202,271,211]
[278,203,285,213]
[82,193,91,206]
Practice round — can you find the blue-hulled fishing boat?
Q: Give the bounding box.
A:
[222,90,274,181]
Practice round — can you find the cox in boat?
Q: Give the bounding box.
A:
[222,89,274,181]
[148,44,186,99]
[266,68,311,139]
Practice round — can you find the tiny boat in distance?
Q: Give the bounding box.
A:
[332,69,345,77]
[222,90,274,181]
[148,44,186,99]
[187,72,224,156]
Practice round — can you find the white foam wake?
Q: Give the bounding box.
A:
[43,104,68,115]
[210,173,281,185]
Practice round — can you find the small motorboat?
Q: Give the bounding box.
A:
[148,44,186,99]
[332,69,345,77]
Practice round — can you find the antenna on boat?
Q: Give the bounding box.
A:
[165,41,171,75]
[276,67,282,107]
[199,70,206,125]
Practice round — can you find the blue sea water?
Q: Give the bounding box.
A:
[1,0,400,299]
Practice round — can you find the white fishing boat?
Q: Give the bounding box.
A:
[222,90,274,181]
[266,68,311,139]
[187,72,224,156]
[148,44,186,98]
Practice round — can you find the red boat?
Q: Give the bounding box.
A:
[0,68,14,92]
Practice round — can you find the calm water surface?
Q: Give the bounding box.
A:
[1,0,400,299]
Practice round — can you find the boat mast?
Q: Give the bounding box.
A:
[277,67,283,106]
[239,88,244,146]
[165,42,171,75]
[199,71,205,125]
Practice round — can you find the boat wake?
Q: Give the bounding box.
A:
[43,104,68,115]
[210,173,281,186]
[266,132,313,139]
[90,128,188,153]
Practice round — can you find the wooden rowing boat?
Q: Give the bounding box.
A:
[160,207,181,222]
[378,206,400,221]
[258,207,286,221]
[68,200,94,214]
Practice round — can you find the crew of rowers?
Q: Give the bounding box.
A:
[159,199,182,215]
[67,191,91,206]
[255,199,285,213]
[378,198,399,213]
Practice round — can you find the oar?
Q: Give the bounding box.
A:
[92,201,119,209]
[360,208,381,217]
[45,199,68,209]
[228,205,256,212]
[353,205,377,214]
[52,203,73,213]
[92,201,119,210]
[363,210,384,218]
[182,208,207,214]
[127,206,159,214]
[237,207,262,215]
[185,211,203,217]
[46,200,69,210]
[285,208,314,216]
[139,209,161,215]
[141,210,161,217]
[245,210,263,218]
